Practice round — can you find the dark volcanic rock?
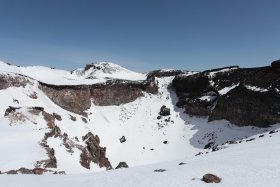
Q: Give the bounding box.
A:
[202,173,221,183]
[154,169,166,172]
[209,85,280,127]
[69,115,77,121]
[172,64,280,127]
[178,162,187,165]
[173,73,210,94]
[115,162,129,169]
[204,142,214,149]
[271,59,280,69]
[146,69,184,80]
[6,170,18,174]
[53,113,62,121]
[4,106,20,117]
[185,98,212,116]
[81,117,88,123]
[120,136,126,143]
[159,105,170,116]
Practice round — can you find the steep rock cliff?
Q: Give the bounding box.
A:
[39,79,158,115]
[172,62,280,127]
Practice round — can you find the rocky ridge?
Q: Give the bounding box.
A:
[172,61,280,127]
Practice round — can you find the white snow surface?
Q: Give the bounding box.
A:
[0,62,280,186]
[0,61,146,85]
[1,129,280,187]
[245,85,269,92]
[218,83,239,95]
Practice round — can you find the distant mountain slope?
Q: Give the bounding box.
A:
[0,61,146,85]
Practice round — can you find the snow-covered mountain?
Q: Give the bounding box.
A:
[0,61,146,85]
[0,60,280,186]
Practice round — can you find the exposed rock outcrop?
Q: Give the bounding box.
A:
[159,105,170,116]
[120,136,126,143]
[1,167,65,175]
[80,132,112,170]
[172,63,280,127]
[202,173,221,183]
[209,85,280,127]
[39,83,91,116]
[115,162,129,169]
[0,74,32,90]
[146,69,184,80]
[4,106,21,117]
[271,59,280,69]
[39,78,158,115]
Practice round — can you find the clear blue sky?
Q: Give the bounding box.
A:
[0,0,280,72]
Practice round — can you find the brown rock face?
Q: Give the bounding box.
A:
[2,167,65,175]
[202,173,221,183]
[39,79,158,115]
[0,74,31,90]
[80,132,112,170]
[39,84,91,116]
[90,82,143,106]
[80,148,91,169]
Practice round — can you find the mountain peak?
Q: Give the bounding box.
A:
[72,61,146,81]
[84,61,130,74]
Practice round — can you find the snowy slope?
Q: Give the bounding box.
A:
[1,129,280,187]
[0,61,146,85]
[72,62,146,81]
[0,72,276,173]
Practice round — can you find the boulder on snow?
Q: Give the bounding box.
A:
[4,106,20,117]
[154,169,166,172]
[178,162,187,165]
[69,115,77,121]
[204,142,214,149]
[81,117,88,123]
[18,167,33,174]
[202,173,221,183]
[32,168,45,175]
[120,136,126,143]
[115,162,129,169]
[53,112,62,121]
[6,170,18,174]
[159,105,170,116]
